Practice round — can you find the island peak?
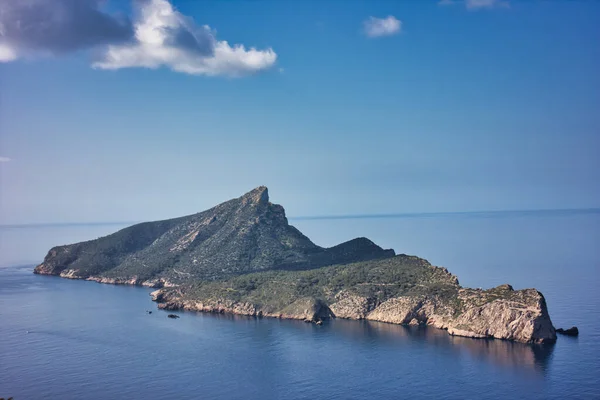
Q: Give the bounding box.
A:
[241,186,269,205]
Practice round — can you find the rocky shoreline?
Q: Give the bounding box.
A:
[149,280,556,344]
[34,268,177,288]
[34,263,557,344]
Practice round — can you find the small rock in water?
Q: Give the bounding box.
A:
[556,326,579,336]
[167,314,180,319]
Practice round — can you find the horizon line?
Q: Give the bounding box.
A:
[292,207,600,221]
[1,207,599,228]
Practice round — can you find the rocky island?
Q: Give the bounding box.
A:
[34,186,557,344]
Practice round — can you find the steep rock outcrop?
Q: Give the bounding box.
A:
[445,287,556,343]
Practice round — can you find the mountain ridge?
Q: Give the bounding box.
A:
[34,186,394,282]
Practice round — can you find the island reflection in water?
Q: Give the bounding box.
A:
[194,312,554,375]
[365,320,552,373]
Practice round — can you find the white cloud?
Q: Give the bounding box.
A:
[0,156,11,162]
[93,0,277,77]
[0,0,277,77]
[363,16,402,38]
[439,0,510,10]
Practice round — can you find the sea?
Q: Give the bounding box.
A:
[1,210,599,399]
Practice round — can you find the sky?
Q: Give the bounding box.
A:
[0,0,598,225]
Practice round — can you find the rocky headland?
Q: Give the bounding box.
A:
[34,186,557,344]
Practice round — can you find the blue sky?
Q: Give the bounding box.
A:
[0,0,598,224]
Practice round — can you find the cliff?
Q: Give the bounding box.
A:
[34,186,556,344]
[150,255,556,344]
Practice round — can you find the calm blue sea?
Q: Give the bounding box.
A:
[1,211,599,399]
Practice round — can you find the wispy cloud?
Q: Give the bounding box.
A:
[0,0,277,77]
[363,16,402,38]
[466,0,509,9]
[439,0,510,10]
[0,156,11,162]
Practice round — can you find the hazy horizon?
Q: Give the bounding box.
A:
[0,205,598,228]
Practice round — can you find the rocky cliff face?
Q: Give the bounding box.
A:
[152,288,555,344]
[334,286,555,344]
[34,186,556,344]
[150,255,556,344]
[34,186,394,282]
